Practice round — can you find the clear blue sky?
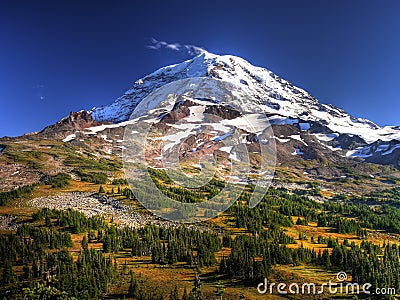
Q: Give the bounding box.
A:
[1,0,399,137]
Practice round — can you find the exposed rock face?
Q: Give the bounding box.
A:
[38,111,103,139]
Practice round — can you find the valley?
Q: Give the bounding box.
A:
[1,151,400,299]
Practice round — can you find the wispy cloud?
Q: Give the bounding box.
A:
[146,38,206,56]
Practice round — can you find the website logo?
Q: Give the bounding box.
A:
[256,271,397,295]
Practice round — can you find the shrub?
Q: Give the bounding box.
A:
[74,169,108,184]
[48,173,71,188]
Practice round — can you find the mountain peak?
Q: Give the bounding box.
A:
[91,52,317,126]
[90,53,400,147]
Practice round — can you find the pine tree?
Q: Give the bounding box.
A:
[2,262,14,284]
[88,230,96,241]
[81,235,88,251]
[213,282,225,300]
[45,216,52,227]
[239,291,246,299]
[128,270,137,297]
[170,285,179,300]
[182,287,189,300]
[189,273,202,300]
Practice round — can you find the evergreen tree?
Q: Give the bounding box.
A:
[189,273,202,300]
[81,235,88,251]
[213,282,225,300]
[99,185,105,193]
[182,287,189,300]
[2,262,14,284]
[170,285,179,300]
[128,270,138,298]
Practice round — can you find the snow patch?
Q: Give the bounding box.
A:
[376,144,390,152]
[325,144,342,151]
[192,164,204,169]
[62,134,76,142]
[314,133,339,142]
[382,144,400,156]
[268,116,298,126]
[186,106,206,122]
[289,135,308,146]
[229,152,240,161]
[84,119,138,135]
[346,147,373,158]
[219,146,233,153]
[101,135,113,143]
[275,137,290,143]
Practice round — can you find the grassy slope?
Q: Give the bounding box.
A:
[1,139,400,299]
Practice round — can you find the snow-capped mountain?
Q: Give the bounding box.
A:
[3,51,399,191]
[89,51,400,166]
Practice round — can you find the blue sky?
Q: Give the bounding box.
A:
[1,0,400,137]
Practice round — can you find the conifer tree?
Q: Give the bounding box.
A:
[128,270,138,298]
[170,285,179,300]
[99,185,105,193]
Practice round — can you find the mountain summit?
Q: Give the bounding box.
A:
[89,52,400,166]
[91,52,398,142]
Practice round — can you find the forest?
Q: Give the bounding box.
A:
[1,183,400,299]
